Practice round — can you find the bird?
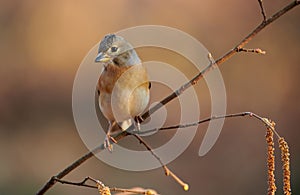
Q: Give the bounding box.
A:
[95,34,150,151]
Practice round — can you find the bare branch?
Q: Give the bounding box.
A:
[53,177,159,195]
[141,0,300,121]
[132,134,165,167]
[133,112,279,136]
[112,187,158,195]
[36,132,130,195]
[132,134,189,191]
[36,1,299,194]
[258,0,267,21]
[236,47,266,54]
[216,0,299,65]
[53,176,98,189]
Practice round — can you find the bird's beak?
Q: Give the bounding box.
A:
[95,52,111,63]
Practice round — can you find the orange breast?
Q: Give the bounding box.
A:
[97,63,150,122]
[98,64,131,94]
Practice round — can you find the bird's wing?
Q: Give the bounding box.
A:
[95,85,109,130]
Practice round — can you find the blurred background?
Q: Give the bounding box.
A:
[0,0,299,194]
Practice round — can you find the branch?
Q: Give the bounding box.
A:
[132,134,189,191]
[134,112,281,138]
[258,0,267,21]
[36,1,299,194]
[47,111,284,194]
[141,0,300,121]
[36,132,129,195]
[53,176,97,189]
[236,47,266,54]
[53,177,159,195]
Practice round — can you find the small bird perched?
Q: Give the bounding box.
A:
[95,34,150,151]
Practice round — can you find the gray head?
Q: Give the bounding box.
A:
[95,34,141,66]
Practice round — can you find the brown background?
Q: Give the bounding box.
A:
[0,0,299,194]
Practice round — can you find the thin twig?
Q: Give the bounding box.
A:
[133,112,277,135]
[141,0,299,121]
[258,0,267,21]
[236,47,266,54]
[36,131,129,195]
[48,111,280,193]
[36,1,299,194]
[53,176,98,189]
[132,134,189,191]
[132,134,165,167]
[112,187,158,195]
[216,0,299,65]
[53,177,158,195]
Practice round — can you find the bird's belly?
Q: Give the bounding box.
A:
[99,86,149,123]
[98,64,150,123]
[129,86,150,117]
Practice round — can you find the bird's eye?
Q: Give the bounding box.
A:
[111,46,118,52]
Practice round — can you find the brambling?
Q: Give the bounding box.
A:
[95,34,150,151]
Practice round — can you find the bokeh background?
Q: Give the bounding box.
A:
[0,0,299,194]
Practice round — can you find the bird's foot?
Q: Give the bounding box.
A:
[104,135,117,152]
[134,116,144,131]
[135,121,141,131]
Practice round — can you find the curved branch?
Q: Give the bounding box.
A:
[36,132,129,195]
[133,112,280,137]
[36,1,299,194]
[141,0,299,120]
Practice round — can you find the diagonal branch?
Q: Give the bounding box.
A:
[132,134,189,191]
[36,132,129,195]
[141,0,299,121]
[36,1,299,194]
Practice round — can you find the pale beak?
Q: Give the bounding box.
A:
[95,52,111,63]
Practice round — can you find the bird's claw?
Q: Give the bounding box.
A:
[134,116,143,131]
[104,135,117,152]
[136,122,141,131]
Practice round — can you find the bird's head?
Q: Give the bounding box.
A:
[95,34,141,66]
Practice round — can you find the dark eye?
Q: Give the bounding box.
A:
[111,46,118,52]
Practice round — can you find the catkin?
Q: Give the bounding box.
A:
[145,189,157,195]
[266,127,276,195]
[278,137,291,195]
[98,184,111,195]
